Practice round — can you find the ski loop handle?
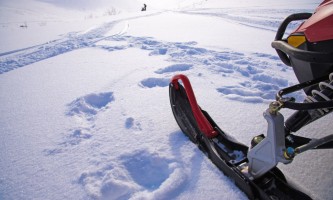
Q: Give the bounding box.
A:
[171,74,218,138]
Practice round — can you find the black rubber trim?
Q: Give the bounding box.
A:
[272,41,333,64]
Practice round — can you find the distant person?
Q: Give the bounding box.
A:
[141,4,147,11]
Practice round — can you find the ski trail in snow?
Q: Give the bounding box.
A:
[0,27,112,74]
[179,8,313,33]
[0,12,162,74]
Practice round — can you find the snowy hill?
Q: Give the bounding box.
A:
[1,0,332,199]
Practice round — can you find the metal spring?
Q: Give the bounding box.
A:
[305,73,333,115]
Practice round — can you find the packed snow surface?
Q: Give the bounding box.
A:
[1,0,332,199]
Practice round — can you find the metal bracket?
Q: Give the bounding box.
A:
[247,109,291,179]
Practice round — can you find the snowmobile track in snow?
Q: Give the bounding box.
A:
[0,12,162,74]
[180,8,312,33]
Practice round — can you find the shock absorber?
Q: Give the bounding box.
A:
[285,72,333,133]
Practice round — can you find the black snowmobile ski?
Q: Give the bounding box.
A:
[169,75,312,200]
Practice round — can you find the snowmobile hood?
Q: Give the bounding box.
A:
[292,0,333,42]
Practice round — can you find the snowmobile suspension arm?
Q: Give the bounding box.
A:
[295,134,333,153]
[276,75,333,110]
[170,75,218,138]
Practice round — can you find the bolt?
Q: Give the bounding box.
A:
[269,101,281,114]
[284,147,295,160]
[251,135,264,148]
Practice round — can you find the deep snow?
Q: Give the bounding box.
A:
[1,0,332,199]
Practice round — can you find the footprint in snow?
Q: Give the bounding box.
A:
[120,150,171,191]
[139,78,170,88]
[251,52,280,60]
[251,74,288,87]
[66,92,114,119]
[43,128,93,156]
[217,80,283,103]
[78,163,139,200]
[154,63,192,74]
[120,150,188,198]
[149,48,168,55]
[125,117,142,131]
[59,128,92,147]
[78,150,187,199]
[43,92,114,156]
[95,45,127,52]
[138,64,192,89]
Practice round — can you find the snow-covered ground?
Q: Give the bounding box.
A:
[1,0,332,199]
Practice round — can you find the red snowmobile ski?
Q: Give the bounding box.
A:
[169,1,333,199]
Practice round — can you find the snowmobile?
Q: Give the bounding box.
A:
[169,1,333,199]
